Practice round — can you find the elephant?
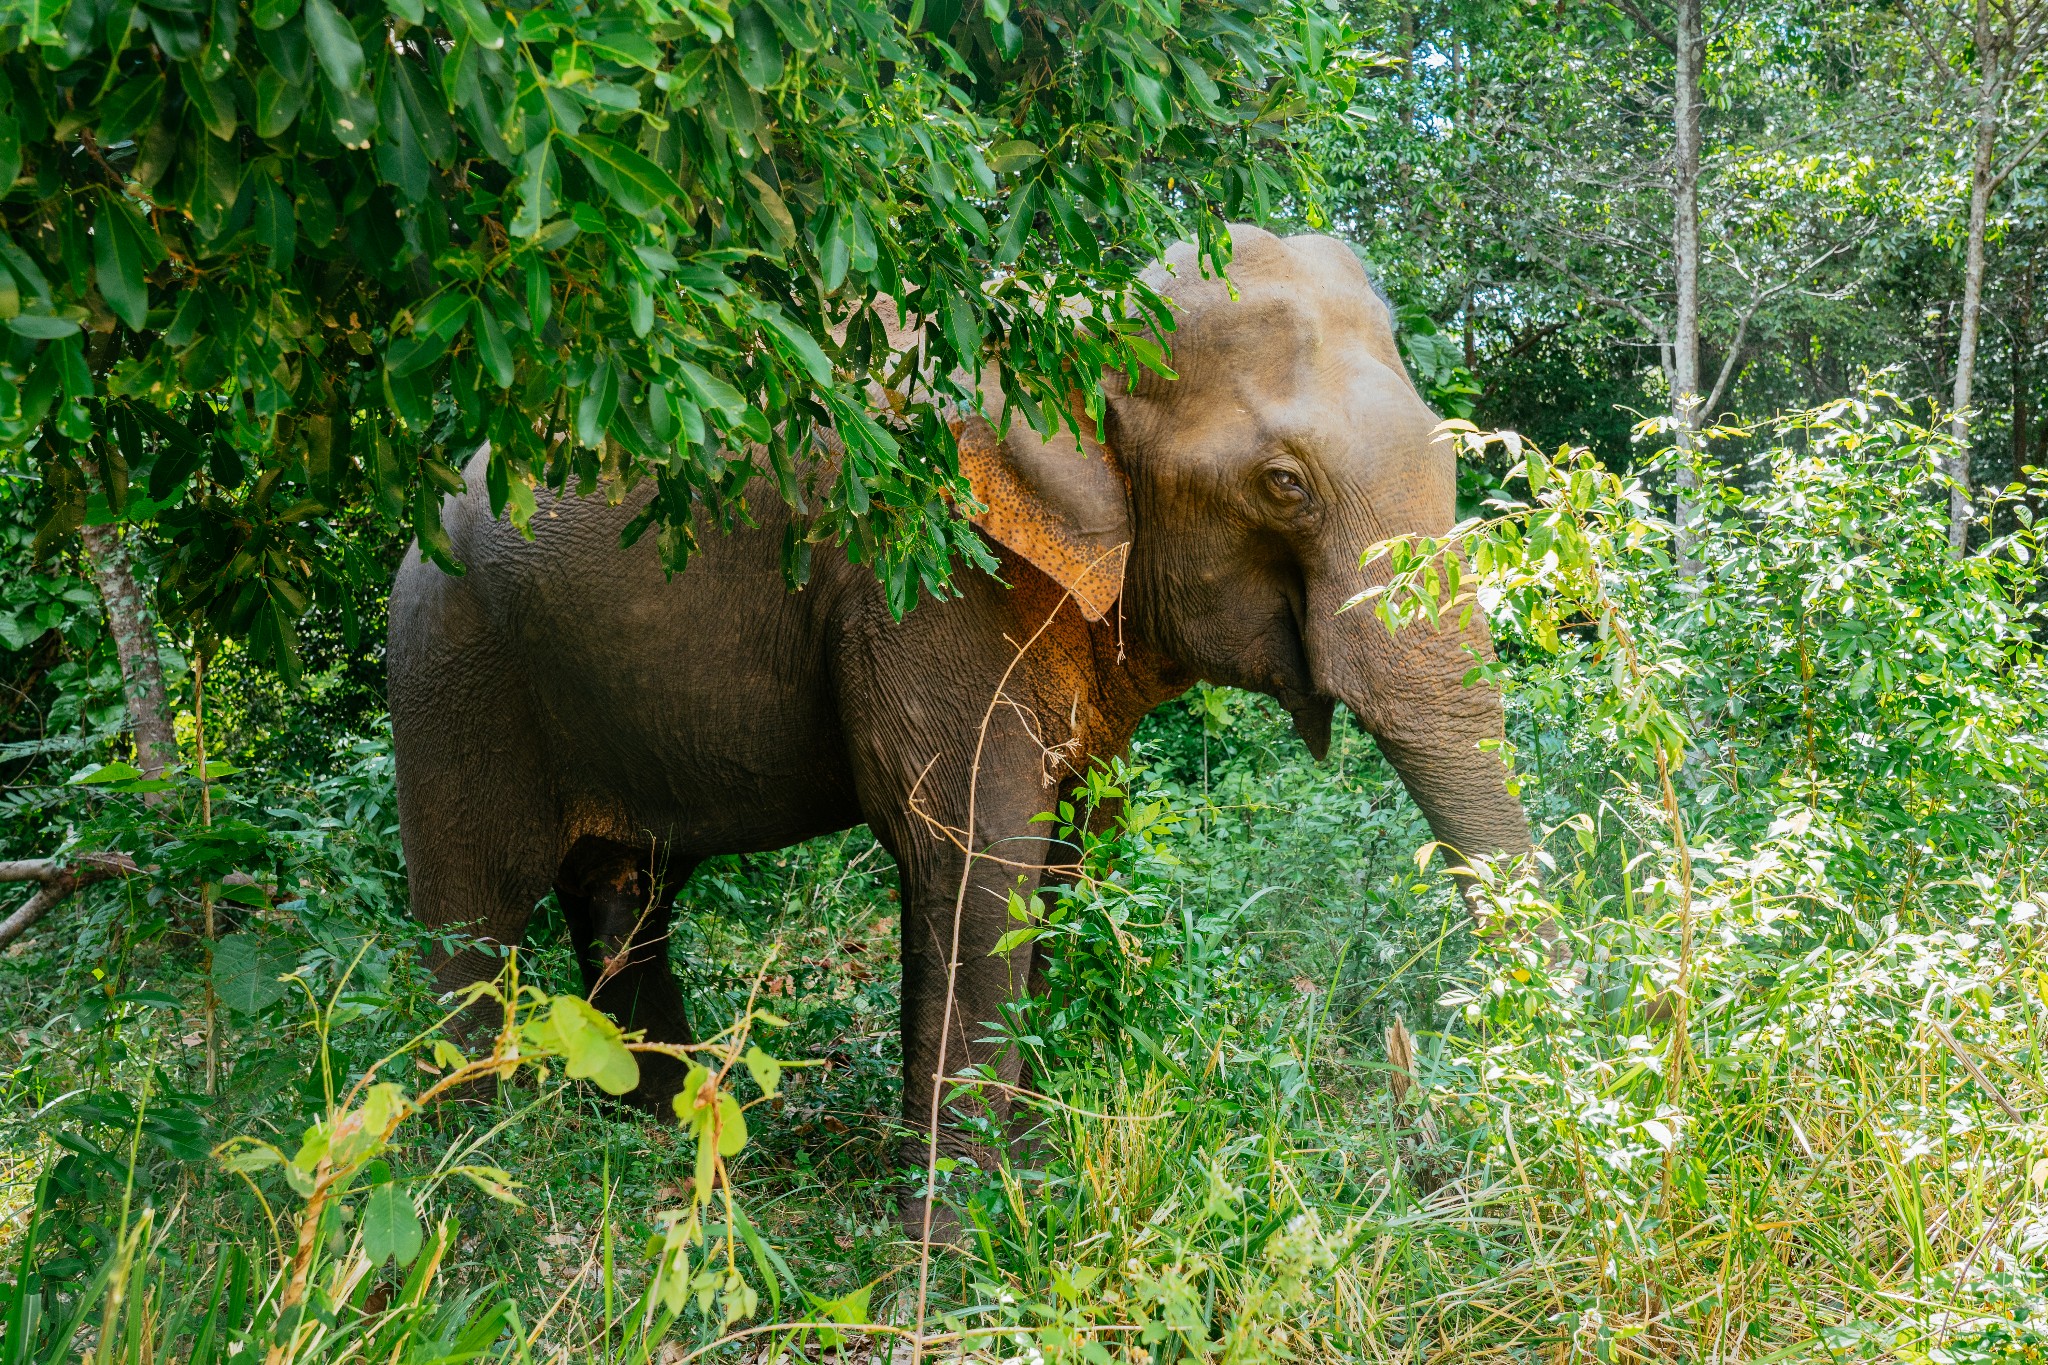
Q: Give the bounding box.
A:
[387,223,1530,1208]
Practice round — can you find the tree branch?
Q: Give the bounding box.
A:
[1525,245,1668,337]
[1989,116,2048,196]
[1486,321,1571,368]
[1701,238,1868,418]
[0,853,141,950]
[1607,0,1678,52]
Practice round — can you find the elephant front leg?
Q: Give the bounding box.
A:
[892,812,1051,1241]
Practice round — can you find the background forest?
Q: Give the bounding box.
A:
[5,0,2048,1361]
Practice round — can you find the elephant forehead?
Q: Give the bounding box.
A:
[1123,334,1437,467]
[1133,229,1402,389]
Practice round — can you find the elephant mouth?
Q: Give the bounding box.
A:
[1277,567,1336,760]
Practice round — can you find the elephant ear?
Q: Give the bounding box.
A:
[955,386,1130,622]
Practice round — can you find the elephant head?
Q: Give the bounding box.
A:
[961,224,1531,874]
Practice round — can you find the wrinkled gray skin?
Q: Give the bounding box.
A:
[388,225,1529,1204]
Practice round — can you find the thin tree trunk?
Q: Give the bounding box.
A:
[1672,0,1706,572]
[79,522,176,795]
[1399,3,1416,130]
[197,651,218,1094]
[1950,0,2004,553]
[2014,254,2035,482]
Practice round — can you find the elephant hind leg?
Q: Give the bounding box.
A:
[555,837,695,1108]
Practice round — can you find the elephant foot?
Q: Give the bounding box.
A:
[894,1126,1000,1251]
[898,1192,969,1250]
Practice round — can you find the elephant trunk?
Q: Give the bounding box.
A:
[1309,560,1532,876]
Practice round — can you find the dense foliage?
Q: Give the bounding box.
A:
[0,0,1348,668]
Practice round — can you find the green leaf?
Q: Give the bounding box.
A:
[941,291,981,366]
[362,1184,424,1268]
[386,329,452,378]
[94,197,147,331]
[847,203,877,272]
[97,73,165,144]
[254,66,312,139]
[673,1063,712,1123]
[714,1091,747,1156]
[674,359,748,424]
[586,25,662,68]
[986,138,1041,174]
[473,301,513,387]
[451,1165,522,1204]
[752,304,831,385]
[741,170,795,248]
[390,49,455,163]
[0,114,16,196]
[569,134,683,219]
[731,1206,788,1315]
[71,761,144,785]
[413,482,459,571]
[575,359,617,447]
[448,0,502,49]
[732,4,784,90]
[217,1138,285,1174]
[184,66,239,140]
[990,927,1040,957]
[753,0,817,49]
[511,142,555,238]
[10,314,80,339]
[544,994,640,1095]
[995,182,1036,265]
[303,0,365,92]
[251,0,300,29]
[211,934,297,1015]
[422,458,466,497]
[803,1282,874,1349]
[375,61,432,201]
[692,1108,717,1198]
[1171,51,1223,113]
[743,1045,780,1098]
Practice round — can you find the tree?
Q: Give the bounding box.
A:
[1903,0,2048,548]
[1670,0,1704,566]
[78,519,175,789]
[1318,1,1885,494]
[0,0,1351,675]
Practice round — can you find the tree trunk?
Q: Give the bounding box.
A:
[79,522,177,795]
[1672,0,1705,572]
[2014,253,2035,480]
[1399,3,1416,130]
[1950,0,2003,553]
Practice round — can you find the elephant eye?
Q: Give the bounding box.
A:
[1263,467,1307,503]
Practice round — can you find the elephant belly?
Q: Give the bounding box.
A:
[500,504,867,861]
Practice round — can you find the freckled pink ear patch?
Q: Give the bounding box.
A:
[953,393,1129,623]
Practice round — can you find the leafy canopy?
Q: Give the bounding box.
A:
[0,0,1350,671]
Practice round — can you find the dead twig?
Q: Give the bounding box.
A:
[1930,1018,2026,1125]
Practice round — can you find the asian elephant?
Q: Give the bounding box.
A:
[387,224,1529,1192]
